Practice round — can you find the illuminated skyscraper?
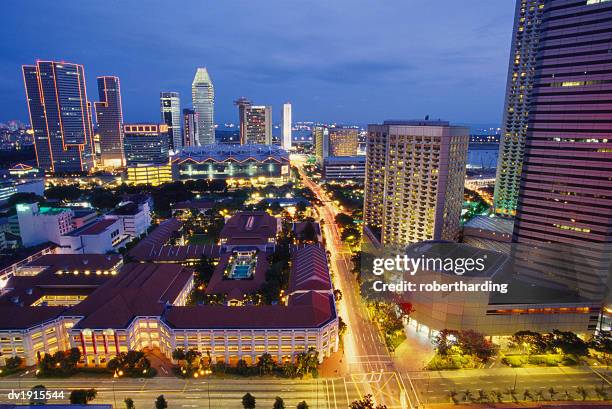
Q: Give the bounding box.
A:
[22,61,95,173]
[313,126,329,165]
[234,97,252,144]
[329,127,359,156]
[95,76,125,168]
[192,68,215,145]
[123,124,170,166]
[363,120,469,245]
[281,102,292,150]
[512,0,612,301]
[245,106,272,145]
[182,108,198,148]
[160,92,182,152]
[493,0,545,217]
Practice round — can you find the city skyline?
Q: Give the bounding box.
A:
[1,0,514,125]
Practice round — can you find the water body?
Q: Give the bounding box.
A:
[467,144,498,169]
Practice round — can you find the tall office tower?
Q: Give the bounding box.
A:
[123,124,170,166]
[313,126,329,165]
[234,97,252,144]
[22,61,95,173]
[182,109,198,148]
[363,120,469,245]
[493,0,545,217]
[329,127,359,156]
[95,76,125,168]
[191,68,215,145]
[160,92,182,152]
[281,102,292,149]
[513,0,612,301]
[245,105,272,145]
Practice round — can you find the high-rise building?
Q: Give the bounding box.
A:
[245,106,272,145]
[234,97,252,144]
[313,126,329,165]
[512,0,612,302]
[160,92,182,152]
[22,61,95,173]
[493,0,545,217]
[123,124,170,166]
[192,68,215,145]
[182,108,198,148]
[363,120,469,245]
[95,76,125,168]
[282,102,292,150]
[329,127,359,156]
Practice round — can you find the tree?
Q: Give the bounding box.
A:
[272,396,285,409]
[5,356,23,370]
[333,289,343,302]
[549,330,588,357]
[589,330,612,361]
[334,213,353,227]
[124,397,135,409]
[576,386,588,401]
[296,401,309,409]
[30,385,47,405]
[257,353,276,375]
[349,394,387,409]
[155,395,168,409]
[69,389,97,405]
[510,330,547,355]
[8,192,44,207]
[242,392,256,409]
[432,329,459,356]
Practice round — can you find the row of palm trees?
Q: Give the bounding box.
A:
[448,385,608,404]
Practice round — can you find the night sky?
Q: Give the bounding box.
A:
[0,0,515,126]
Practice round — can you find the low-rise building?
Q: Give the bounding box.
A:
[219,211,281,253]
[0,178,45,205]
[126,164,172,186]
[17,203,74,247]
[59,218,129,254]
[0,245,338,367]
[108,200,152,238]
[323,156,365,181]
[171,144,290,185]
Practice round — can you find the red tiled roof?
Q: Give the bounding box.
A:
[163,293,334,329]
[27,254,123,272]
[67,263,193,329]
[129,218,183,260]
[220,211,279,242]
[0,306,65,330]
[66,218,119,236]
[288,245,332,293]
[172,199,215,210]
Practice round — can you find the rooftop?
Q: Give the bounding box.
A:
[289,245,332,293]
[205,252,268,297]
[65,218,119,236]
[163,292,334,330]
[171,144,289,163]
[67,263,193,329]
[109,202,142,216]
[219,211,279,243]
[464,215,514,235]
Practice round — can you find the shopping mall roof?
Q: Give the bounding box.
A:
[171,144,289,163]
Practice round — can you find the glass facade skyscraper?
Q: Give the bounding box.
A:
[123,124,170,166]
[191,68,215,145]
[493,0,545,217]
[95,76,125,168]
[22,61,95,173]
[160,92,182,152]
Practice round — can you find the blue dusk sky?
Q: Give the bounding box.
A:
[0,0,515,126]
